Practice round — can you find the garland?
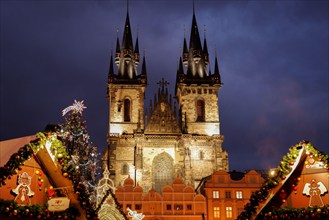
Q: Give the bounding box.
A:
[0,132,97,219]
[0,199,79,219]
[0,133,50,186]
[238,141,329,220]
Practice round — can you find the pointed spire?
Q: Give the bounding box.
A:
[203,25,209,64]
[134,28,140,64]
[182,1,207,79]
[107,51,114,97]
[183,28,188,66]
[114,1,142,82]
[213,52,222,84]
[178,56,184,75]
[115,29,120,65]
[122,9,133,51]
[189,6,202,52]
[140,53,147,85]
[141,54,147,75]
[214,55,220,75]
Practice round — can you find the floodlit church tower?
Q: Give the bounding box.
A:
[106,8,147,180]
[175,6,228,186]
[104,4,228,193]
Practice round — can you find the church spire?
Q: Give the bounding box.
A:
[122,10,133,52]
[134,27,140,64]
[111,1,144,83]
[115,29,120,65]
[203,25,209,65]
[107,51,114,97]
[140,53,147,85]
[183,26,188,66]
[184,1,207,79]
[212,52,222,84]
[189,8,202,52]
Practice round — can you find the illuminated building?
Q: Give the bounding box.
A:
[103,4,229,193]
[203,170,265,219]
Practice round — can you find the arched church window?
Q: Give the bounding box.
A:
[196,99,205,122]
[122,163,129,175]
[152,152,173,193]
[124,98,131,122]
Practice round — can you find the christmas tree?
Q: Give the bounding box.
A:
[59,100,98,207]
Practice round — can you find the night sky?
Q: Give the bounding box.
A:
[1,0,328,171]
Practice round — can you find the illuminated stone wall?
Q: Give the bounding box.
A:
[108,85,145,134]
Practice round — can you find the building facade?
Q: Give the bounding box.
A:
[204,170,265,220]
[116,176,207,220]
[104,5,229,193]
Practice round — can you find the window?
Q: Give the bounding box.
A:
[186,204,192,210]
[213,191,219,199]
[225,191,231,199]
[213,207,220,218]
[196,99,205,122]
[122,163,129,175]
[135,204,142,210]
[124,98,131,122]
[226,207,233,218]
[126,204,132,209]
[174,204,183,210]
[236,191,243,199]
[166,204,172,210]
[153,152,173,193]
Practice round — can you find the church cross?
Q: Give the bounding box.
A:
[157,78,169,91]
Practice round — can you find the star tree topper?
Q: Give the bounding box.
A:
[62,100,87,116]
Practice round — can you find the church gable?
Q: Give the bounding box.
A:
[145,79,181,134]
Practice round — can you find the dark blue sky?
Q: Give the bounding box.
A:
[1,0,328,171]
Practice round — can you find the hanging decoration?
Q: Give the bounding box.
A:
[11,172,34,205]
[302,179,328,207]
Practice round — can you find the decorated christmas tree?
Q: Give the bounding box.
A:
[59,100,99,206]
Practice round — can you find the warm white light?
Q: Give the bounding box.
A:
[269,169,276,177]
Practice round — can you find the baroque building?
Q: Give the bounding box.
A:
[104,5,229,193]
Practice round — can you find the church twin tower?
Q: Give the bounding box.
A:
[105,5,229,192]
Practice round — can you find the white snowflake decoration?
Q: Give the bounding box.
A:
[62,100,87,116]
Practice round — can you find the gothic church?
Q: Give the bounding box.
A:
[104,5,229,193]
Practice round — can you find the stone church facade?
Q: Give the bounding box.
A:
[104,6,229,193]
